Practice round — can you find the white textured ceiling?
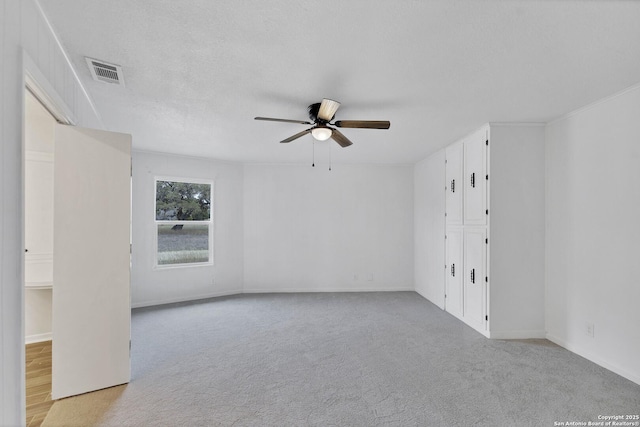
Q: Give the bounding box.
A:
[39,0,640,164]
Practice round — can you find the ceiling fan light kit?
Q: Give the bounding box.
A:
[254,98,391,148]
[310,126,332,141]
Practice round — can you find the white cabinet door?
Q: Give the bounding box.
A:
[463,130,487,225]
[445,227,463,319]
[445,142,463,225]
[52,125,131,399]
[463,228,486,331]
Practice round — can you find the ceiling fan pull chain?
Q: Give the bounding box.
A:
[312,140,315,167]
[329,140,332,171]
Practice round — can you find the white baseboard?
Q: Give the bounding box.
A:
[489,330,546,339]
[26,332,52,344]
[131,289,243,309]
[546,333,640,386]
[242,286,415,294]
[414,288,445,310]
[133,287,414,309]
[413,292,545,340]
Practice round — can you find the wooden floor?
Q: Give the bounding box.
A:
[26,341,53,427]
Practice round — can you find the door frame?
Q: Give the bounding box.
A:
[24,53,76,126]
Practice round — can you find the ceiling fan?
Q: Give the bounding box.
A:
[255,99,390,147]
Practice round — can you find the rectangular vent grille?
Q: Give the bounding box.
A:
[85,57,125,87]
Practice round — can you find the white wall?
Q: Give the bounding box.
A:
[545,84,640,384]
[133,160,414,301]
[25,289,52,342]
[243,164,414,292]
[131,151,244,307]
[488,124,546,337]
[414,150,445,307]
[1,1,103,423]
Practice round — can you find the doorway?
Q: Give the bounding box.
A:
[23,88,57,426]
[24,89,56,342]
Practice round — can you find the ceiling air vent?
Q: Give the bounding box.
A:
[85,57,125,87]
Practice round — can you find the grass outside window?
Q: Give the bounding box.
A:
[155,178,213,267]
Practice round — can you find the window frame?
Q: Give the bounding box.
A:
[153,176,214,269]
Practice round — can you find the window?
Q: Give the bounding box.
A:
[155,178,213,267]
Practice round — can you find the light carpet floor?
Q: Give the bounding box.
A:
[43,292,640,426]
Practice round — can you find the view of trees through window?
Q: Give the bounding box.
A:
[155,180,212,266]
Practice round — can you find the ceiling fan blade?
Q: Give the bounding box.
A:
[281,128,312,143]
[330,128,353,148]
[333,120,390,129]
[317,99,341,121]
[255,117,312,125]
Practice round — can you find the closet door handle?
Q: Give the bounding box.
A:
[451,179,455,193]
[470,173,475,188]
[471,268,475,284]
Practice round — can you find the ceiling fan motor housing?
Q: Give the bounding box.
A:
[307,103,322,123]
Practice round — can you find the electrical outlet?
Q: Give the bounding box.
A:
[586,322,595,338]
[353,274,358,281]
[211,277,215,286]
[367,273,374,282]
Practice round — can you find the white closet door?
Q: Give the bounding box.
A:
[463,228,486,331]
[445,142,463,225]
[463,130,487,225]
[52,125,131,399]
[445,227,463,319]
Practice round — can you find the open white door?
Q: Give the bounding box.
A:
[52,125,131,399]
